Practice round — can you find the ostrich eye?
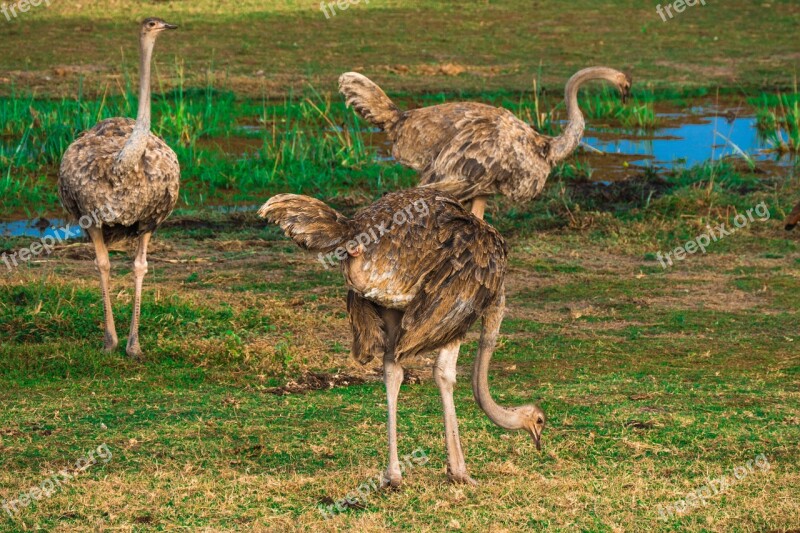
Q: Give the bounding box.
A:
[537,418,544,425]
[149,22,156,27]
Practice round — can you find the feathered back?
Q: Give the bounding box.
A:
[339,72,402,132]
[338,188,507,362]
[259,194,352,252]
[58,117,180,243]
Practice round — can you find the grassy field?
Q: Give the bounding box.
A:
[1,0,800,96]
[2,1,800,532]
[1,163,799,531]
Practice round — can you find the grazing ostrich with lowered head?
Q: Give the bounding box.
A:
[260,188,545,486]
[339,67,631,218]
[58,18,180,358]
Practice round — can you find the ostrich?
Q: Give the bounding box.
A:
[58,18,180,358]
[339,67,632,218]
[260,188,545,486]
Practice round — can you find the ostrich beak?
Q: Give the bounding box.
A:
[621,73,633,105]
[163,23,178,30]
[527,427,542,451]
[620,86,631,105]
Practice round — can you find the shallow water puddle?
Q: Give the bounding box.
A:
[218,104,795,173]
[0,218,71,240]
[583,114,783,168]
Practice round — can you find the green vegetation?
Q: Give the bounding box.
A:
[753,89,800,153]
[582,86,659,129]
[1,134,798,529]
[1,80,796,220]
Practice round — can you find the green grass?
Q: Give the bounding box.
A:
[1,203,798,530]
[1,146,799,531]
[753,88,800,153]
[582,86,660,129]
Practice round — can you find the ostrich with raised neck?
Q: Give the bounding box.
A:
[58,18,180,358]
[339,66,631,218]
[260,188,545,486]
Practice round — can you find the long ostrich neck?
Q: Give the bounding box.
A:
[548,67,618,164]
[115,34,155,172]
[471,295,525,430]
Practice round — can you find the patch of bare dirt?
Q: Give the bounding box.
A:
[654,60,738,82]
[265,372,366,395]
[643,273,767,312]
[377,63,517,78]
[569,174,671,213]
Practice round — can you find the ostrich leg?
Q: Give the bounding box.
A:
[87,227,118,352]
[381,309,404,488]
[126,232,151,358]
[470,196,488,219]
[434,341,477,485]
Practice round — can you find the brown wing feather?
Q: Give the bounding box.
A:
[259,194,352,252]
[339,72,402,132]
[393,204,507,360]
[417,108,551,204]
[347,290,387,364]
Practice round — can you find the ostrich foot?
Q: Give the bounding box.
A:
[125,338,143,359]
[126,347,143,359]
[380,469,403,489]
[447,473,478,486]
[103,331,118,353]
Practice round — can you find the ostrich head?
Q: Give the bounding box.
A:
[518,405,546,450]
[617,72,633,104]
[140,17,178,39]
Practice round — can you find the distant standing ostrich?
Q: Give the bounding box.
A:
[58,18,180,358]
[260,188,545,486]
[339,67,631,218]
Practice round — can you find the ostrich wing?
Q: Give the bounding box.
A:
[394,210,507,360]
[259,194,352,253]
[418,108,552,204]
